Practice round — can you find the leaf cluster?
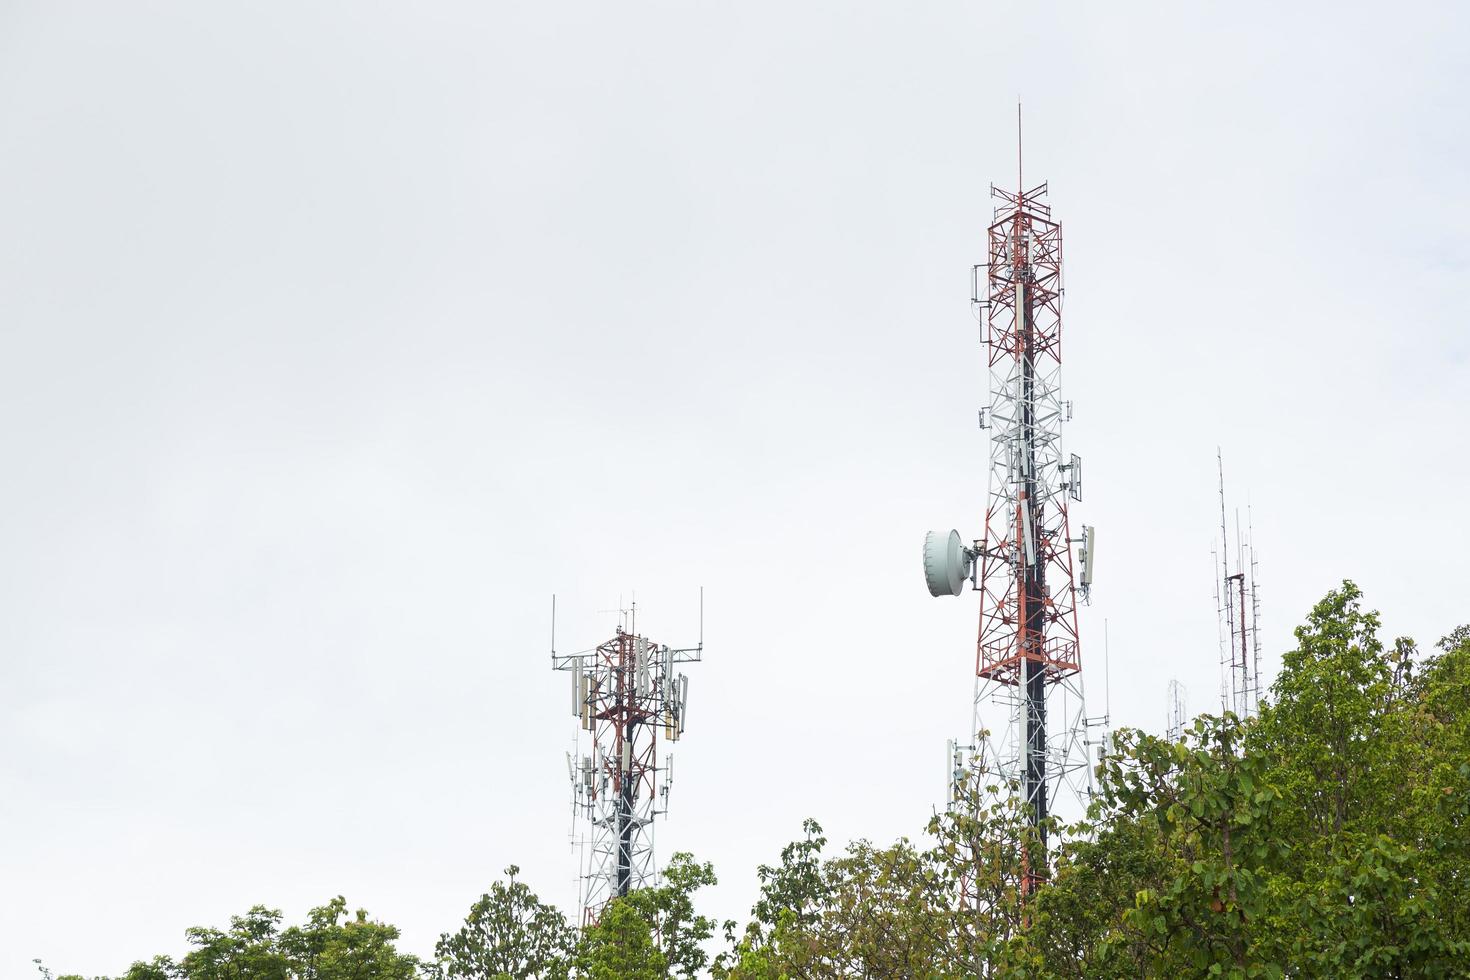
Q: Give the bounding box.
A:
[68,898,425,980]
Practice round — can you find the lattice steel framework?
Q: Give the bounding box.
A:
[552,615,699,926]
[969,173,1093,896]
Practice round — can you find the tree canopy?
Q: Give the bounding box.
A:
[38,898,424,980]
[42,582,1470,978]
[717,581,1470,977]
[434,865,576,980]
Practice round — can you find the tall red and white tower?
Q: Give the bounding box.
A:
[925,115,1097,895]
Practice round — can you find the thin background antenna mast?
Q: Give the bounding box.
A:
[1215,451,1261,719]
[1166,679,1188,742]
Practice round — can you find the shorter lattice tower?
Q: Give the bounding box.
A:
[550,597,701,925]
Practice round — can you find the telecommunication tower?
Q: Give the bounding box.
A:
[550,596,701,925]
[923,111,1098,896]
[1213,451,1262,719]
[1166,679,1188,742]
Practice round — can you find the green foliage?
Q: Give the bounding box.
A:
[616,853,721,978]
[926,775,1048,971]
[551,851,723,979]
[34,960,93,980]
[1045,716,1286,975]
[1253,582,1406,851]
[719,820,981,977]
[749,819,827,937]
[114,962,174,980]
[163,898,422,980]
[434,865,575,979]
[714,819,827,977]
[806,837,955,976]
[1003,582,1470,977]
[575,899,668,980]
[278,898,423,980]
[61,900,423,980]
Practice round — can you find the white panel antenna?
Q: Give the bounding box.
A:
[1020,505,1037,567]
[1080,526,1096,587]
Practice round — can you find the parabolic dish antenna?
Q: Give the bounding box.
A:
[923,529,971,597]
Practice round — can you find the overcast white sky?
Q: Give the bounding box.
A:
[3,1,1468,974]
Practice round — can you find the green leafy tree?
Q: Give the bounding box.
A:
[715,819,827,978]
[927,772,1050,973]
[33,960,90,980]
[619,853,721,979]
[575,899,667,980]
[1002,804,1173,978]
[809,837,954,976]
[114,962,175,980]
[74,900,422,980]
[177,906,291,980]
[1252,582,1408,852]
[1413,624,1470,945]
[714,820,828,979]
[434,865,575,979]
[749,819,827,937]
[1005,582,1470,977]
[1085,716,1285,976]
[720,831,959,978]
[278,897,422,980]
[1250,583,1470,974]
